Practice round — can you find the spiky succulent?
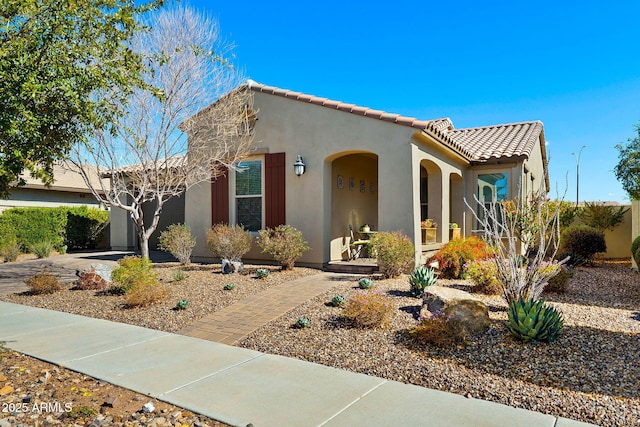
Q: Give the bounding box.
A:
[358,278,374,289]
[223,283,235,290]
[175,299,190,310]
[295,317,311,328]
[409,266,438,298]
[506,298,564,343]
[331,295,346,307]
[256,268,270,279]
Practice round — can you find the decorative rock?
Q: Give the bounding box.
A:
[420,286,490,333]
[0,385,14,395]
[221,259,243,274]
[102,396,117,407]
[142,401,155,413]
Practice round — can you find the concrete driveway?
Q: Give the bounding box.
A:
[0,250,175,295]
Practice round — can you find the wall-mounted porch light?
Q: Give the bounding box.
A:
[294,155,306,176]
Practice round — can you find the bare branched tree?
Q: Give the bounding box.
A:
[467,192,567,304]
[66,5,254,259]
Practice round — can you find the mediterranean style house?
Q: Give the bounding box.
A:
[111,80,550,268]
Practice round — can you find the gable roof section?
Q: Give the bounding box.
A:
[243,80,545,162]
[448,121,544,161]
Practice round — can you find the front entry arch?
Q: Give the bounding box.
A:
[328,152,378,261]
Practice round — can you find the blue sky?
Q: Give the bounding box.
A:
[189,0,640,203]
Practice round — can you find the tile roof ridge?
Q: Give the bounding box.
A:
[452,120,543,131]
[245,80,436,130]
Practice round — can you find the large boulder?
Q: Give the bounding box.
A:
[420,286,490,334]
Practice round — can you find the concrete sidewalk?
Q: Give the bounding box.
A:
[0,302,594,427]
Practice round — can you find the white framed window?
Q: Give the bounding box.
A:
[477,172,509,226]
[233,158,264,232]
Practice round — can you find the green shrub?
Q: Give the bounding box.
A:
[343,291,396,328]
[464,259,502,295]
[506,298,564,343]
[632,236,640,266]
[294,317,311,329]
[111,256,157,294]
[25,270,61,294]
[409,311,469,346]
[0,219,17,251]
[408,266,437,298]
[159,224,196,265]
[30,240,54,258]
[64,206,109,250]
[555,251,586,268]
[560,225,606,264]
[256,268,270,279]
[429,237,490,279]
[223,283,235,290]
[206,223,252,262]
[578,201,628,231]
[258,225,309,270]
[358,277,374,289]
[369,231,415,278]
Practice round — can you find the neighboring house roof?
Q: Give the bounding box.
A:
[20,164,104,194]
[101,155,187,177]
[244,80,545,163]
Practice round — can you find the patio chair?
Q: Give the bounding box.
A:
[349,225,370,260]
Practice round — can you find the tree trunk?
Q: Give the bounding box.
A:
[138,231,150,260]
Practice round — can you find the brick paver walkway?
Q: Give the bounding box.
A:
[179,272,358,345]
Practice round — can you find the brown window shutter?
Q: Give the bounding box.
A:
[211,168,229,225]
[265,153,286,228]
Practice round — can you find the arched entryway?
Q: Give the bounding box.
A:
[328,152,378,261]
[420,159,443,242]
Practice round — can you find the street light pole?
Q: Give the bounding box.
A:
[571,145,587,205]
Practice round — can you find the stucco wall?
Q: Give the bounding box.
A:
[0,188,102,213]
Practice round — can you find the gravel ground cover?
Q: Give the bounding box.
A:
[1,263,319,332]
[238,260,640,427]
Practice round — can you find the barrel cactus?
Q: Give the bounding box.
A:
[409,266,438,298]
[506,298,564,343]
[358,278,374,289]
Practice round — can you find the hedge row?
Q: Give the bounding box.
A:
[0,206,109,252]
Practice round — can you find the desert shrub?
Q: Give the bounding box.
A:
[560,225,606,264]
[409,311,469,346]
[429,237,490,279]
[206,223,252,262]
[76,266,111,291]
[408,266,437,298]
[555,251,586,268]
[369,231,414,278]
[125,281,169,307]
[30,240,54,258]
[1,240,20,262]
[578,202,628,232]
[172,270,186,282]
[343,291,396,328]
[25,270,61,294]
[158,224,196,265]
[545,264,574,293]
[258,225,309,270]
[111,256,157,294]
[506,298,564,343]
[465,259,502,295]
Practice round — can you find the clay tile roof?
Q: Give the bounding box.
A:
[243,80,544,163]
[246,80,435,132]
[448,121,544,160]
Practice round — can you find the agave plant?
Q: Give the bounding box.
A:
[256,268,270,279]
[506,298,564,343]
[295,317,311,328]
[331,295,346,307]
[223,283,235,291]
[409,266,438,298]
[175,299,190,310]
[358,278,374,289]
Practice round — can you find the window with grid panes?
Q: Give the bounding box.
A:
[235,160,262,231]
